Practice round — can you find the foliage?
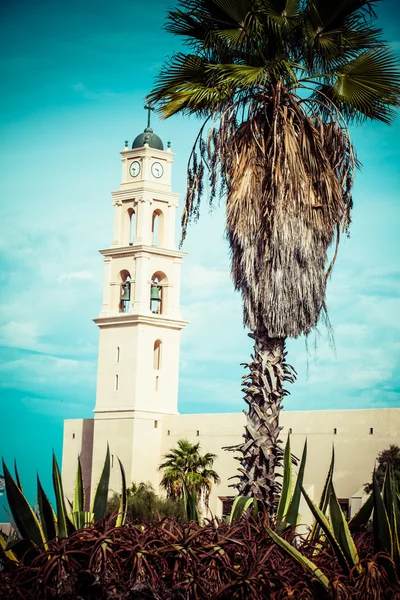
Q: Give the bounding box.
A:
[2,445,400,598]
[1,517,399,599]
[159,439,220,508]
[105,482,185,523]
[229,434,307,530]
[1,446,127,564]
[148,0,400,512]
[228,436,400,589]
[365,444,400,493]
[263,455,400,590]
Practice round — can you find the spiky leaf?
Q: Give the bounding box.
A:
[372,468,393,557]
[72,456,84,513]
[329,482,360,573]
[265,524,329,590]
[309,446,334,543]
[301,484,350,574]
[92,445,111,523]
[0,531,17,562]
[229,496,257,524]
[2,459,45,548]
[285,439,307,529]
[69,511,94,529]
[37,475,57,542]
[276,434,293,524]
[5,538,39,565]
[14,459,23,492]
[348,493,374,533]
[116,457,128,528]
[52,452,72,538]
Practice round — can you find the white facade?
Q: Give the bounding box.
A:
[62,125,400,521]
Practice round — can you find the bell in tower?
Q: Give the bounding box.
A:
[150,281,161,314]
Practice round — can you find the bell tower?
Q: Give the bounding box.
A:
[90,108,187,488]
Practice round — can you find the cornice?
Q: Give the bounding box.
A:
[111,188,180,205]
[99,244,187,260]
[120,146,175,162]
[93,314,188,330]
[93,408,178,416]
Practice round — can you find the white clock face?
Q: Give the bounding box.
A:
[151,162,164,179]
[129,161,140,178]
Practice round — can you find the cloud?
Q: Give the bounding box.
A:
[58,270,96,282]
[70,83,120,101]
[0,351,96,411]
[0,321,40,350]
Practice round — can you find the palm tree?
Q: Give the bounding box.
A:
[159,439,220,507]
[148,0,400,515]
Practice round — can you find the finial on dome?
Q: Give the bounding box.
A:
[132,103,164,150]
[144,103,154,129]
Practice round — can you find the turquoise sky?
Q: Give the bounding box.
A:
[0,0,399,514]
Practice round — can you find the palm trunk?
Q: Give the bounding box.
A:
[225,333,296,516]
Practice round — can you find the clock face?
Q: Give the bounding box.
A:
[129,161,141,178]
[151,161,164,179]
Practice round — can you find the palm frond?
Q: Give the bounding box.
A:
[304,0,386,71]
[207,59,298,88]
[148,53,234,117]
[319,49,400,123]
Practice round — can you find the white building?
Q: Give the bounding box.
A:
[62,119,400,520]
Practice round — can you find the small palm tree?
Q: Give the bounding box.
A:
[149,0,400,515]
[159,439,220,507]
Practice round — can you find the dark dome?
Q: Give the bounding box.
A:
[132,127,164,150]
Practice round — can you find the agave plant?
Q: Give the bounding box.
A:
[0,446,127,564]
[265,454,400,592]
[229,435,307,531]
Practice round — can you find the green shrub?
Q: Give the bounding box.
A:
[106,482,185,523]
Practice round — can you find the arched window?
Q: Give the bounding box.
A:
[153,340,162,370]
[128,209,136,244]
[120,270,131,313]
[150,271,167,315]
[151,209,163,247]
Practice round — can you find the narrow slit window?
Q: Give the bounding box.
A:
[129,209,136,244]
[289,428,292,434]
[116,346,120,363]
[155,375,159,391]
[154,420,158,429]
[151,210,163,246]
[111,455,114,468]
[72,433,75,439]
[167,430,171,436]
[334,427,337,435]
[370,427,374,435]
[153,340,162,370]
[115,374,119,391]
[196,430,200,437]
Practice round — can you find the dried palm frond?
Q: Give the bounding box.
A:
[182,86,356,339]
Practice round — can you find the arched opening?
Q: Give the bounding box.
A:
[151,209,164,247]
[128,209,136,245]
[150,271,167,315]
[153,340,162,370]
[120,270,131,313]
